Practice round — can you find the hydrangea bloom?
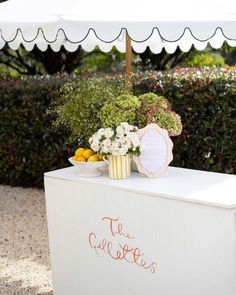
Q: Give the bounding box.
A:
[100,94,141,128]
[147,107,182,136]
[132,92,183,136]
[136,92,170,128]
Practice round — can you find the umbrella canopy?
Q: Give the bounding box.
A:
[0,0,236,53]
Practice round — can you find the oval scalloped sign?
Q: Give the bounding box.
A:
[133,123,173,178]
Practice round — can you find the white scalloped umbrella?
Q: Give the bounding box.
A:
[0,0,236,77]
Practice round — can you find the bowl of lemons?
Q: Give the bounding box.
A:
[69,148,107,177]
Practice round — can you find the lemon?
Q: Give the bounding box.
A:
[75,148,85,157]
[83,149,94,159]
[87,155,99,162]
[77,156,86,162]
[97,153,103,161]
[72,156,79,161]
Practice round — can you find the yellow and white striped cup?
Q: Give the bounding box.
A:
[106,155,131,180]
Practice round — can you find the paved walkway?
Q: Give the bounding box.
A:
[0,185,52,295]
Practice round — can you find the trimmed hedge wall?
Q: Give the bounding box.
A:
[0,75,76,187]
[0,68,235,187]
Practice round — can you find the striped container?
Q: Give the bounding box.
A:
[107,154,131,180]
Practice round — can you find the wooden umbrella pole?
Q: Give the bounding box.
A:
[125,32,132,93]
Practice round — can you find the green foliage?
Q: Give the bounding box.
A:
[0,67,235,187]
[137,47,191,71]
[81,47,126,73]
[184,52,225,67]
[100,94,141,128]
[52,77,126,145]
[1,43,229,77]
[0,74,75,187]
[0,45,86,75]
[220,43,236,66]
[0,45,126,76]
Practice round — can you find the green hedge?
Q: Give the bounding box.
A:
[0,75,77,187]
[0,68,235,187]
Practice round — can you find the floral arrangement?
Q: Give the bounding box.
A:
[136,92,170,128]
[146,107,182,136]
[100,92,182,137]
[100,94,141,128]
[89,122,140,156]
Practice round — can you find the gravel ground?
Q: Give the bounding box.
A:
[0,185,52,295]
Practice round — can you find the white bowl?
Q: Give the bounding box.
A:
[68,157,107,177]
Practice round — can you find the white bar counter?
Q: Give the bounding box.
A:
[44,166,236,295]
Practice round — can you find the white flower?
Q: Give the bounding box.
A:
[120,122,129,129]
[124,139,132,149]
[91,132,102,142]
[120,122,136,132]
[90,122,140,156]
[126,132,136,140]
[124,132,140,148]
[132,137,140,148]
[117,136,126,144]
[116,126,124,136]
[102,138,112,148]
[91,143,100,152]
[113,138,122,148]
[104,128,114,139]
[111,147,120,156]
[89,136,93,144]
[93,137,101,145]
[101,145,110,154]
[97,128,105,136]
[119,145,129,156]
[96,133,103,141]
[111,140,120,150]
[113,146,128,156]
